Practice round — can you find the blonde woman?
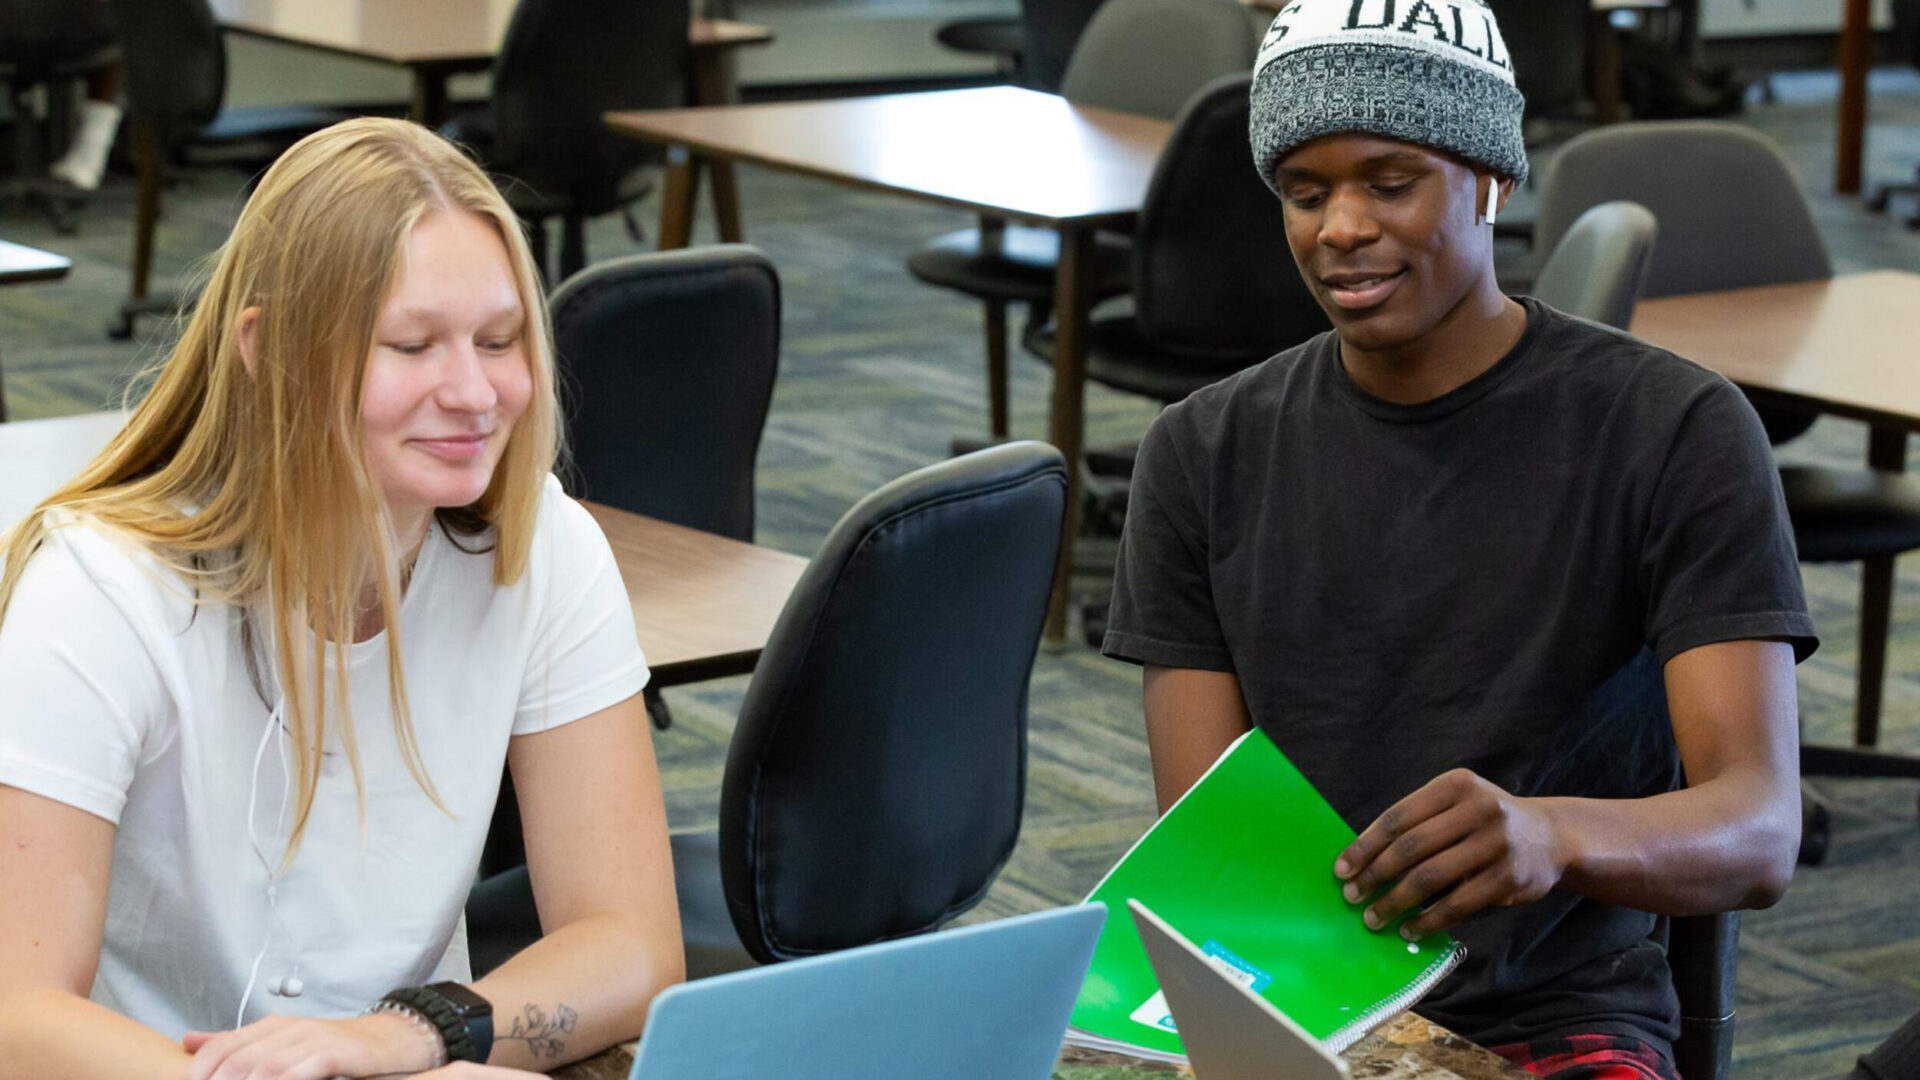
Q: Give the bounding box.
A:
[0,118,683,1079]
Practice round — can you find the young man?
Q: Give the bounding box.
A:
[1100,1,1816,1076]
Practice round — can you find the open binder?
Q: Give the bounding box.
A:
[1067,729,1464,1063]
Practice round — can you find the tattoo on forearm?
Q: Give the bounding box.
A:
[497,1003,580,1060]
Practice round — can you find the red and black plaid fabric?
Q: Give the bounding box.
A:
[1489,1033,1680,1080]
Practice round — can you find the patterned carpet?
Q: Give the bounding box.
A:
[3,66,1918,1079]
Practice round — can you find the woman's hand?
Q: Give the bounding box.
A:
[1333,768,1569,942]
[181,1012,440,1080]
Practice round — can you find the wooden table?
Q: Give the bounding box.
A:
[585,502,806,687]
[0,240,73,424]
[1630,269,1920,744]
[211,0,775,242]
[606,87,1173,641]
[553,1010,1529,1079]
[0,412,807,688]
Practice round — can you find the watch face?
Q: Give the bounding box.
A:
[429,981,493,1017]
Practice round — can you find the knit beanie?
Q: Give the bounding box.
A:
[1249,0,1529,193]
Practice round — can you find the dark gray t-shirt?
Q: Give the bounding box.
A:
[1102,299,1817,1054]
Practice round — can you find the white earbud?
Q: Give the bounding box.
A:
[268,976,304,997]
[1485,178,1499,226]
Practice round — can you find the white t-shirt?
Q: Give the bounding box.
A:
[0,474,649,1038]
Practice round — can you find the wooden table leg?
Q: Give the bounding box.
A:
[1854,425,1909,746]
[1044,226,1095,644]
[690,50,746,243]
[1835,0,1870,195]
[1590,9,1624,126]
[658,146,698,250]
[410,68,452,128]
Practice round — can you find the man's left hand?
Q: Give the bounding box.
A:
[1333,768,1567,941]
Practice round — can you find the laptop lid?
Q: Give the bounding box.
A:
[629,903,1107,1080]
[1128,899,1350,1080]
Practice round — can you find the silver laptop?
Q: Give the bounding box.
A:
[1129,899,1350,1080]
[628,903,1106,1080]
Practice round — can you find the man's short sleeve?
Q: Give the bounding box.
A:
[513,481,651,735]
[0,528,169,824]
[1641,380,1818,664]
[1101,412,1235,671]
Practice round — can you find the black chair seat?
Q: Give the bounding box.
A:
[906,226,1131,304]
[1780,465,1920,562]
[1025,313,1263,403]
[934,15,1023,58]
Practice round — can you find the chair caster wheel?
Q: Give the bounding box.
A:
[107,314,134,341]
[1867,189,1892,213]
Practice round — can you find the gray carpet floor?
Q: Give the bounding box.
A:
[3,66,1919,1079]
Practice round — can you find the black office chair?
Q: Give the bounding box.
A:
[104,0,349,339]
[907,0,1255,443]
[1528,200,1658,330]
[470,246,781,881]
[1866,0,1920,228]
[1534,216,1761,1080]
[550,244,778,543]
[932,15,1025,82]
[1668,912,1740,1080]
[0,0,119,232]
[1538,121,1920,852]
[467,443,1069,979]
[442,0,690,284]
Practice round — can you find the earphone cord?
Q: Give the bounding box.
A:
[235,700,303,1029]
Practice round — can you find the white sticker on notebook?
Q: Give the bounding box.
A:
[1129,991,1179,1032]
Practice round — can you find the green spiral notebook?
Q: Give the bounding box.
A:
[1067,729,1464,1063]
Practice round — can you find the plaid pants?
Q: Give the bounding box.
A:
[1490,1033,1681,1080]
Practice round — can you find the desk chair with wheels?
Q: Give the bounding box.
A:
[906,0,1256,442]
[1537,122,1920,826]
[104,0,348,339]
[1530,206,1738,1080]
[442,0,689,284]
[472,245,781,881]
[552,242,778,733]
[468,443,1068,979]
[0,0,118,233]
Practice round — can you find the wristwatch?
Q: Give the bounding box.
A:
[377,982,494,1064]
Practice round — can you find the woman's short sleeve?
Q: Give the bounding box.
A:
[0,528,171,824]
[513,479,651,735]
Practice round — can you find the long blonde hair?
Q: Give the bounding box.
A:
[0,117,560,857]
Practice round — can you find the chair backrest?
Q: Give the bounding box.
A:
[105,0,224,145]
[1018,0,1108,92]
[1058,0,1257,120]
[549,244,779,542]
[1531,200,1659,331]
[1131,73,1329,372]
[717,443,1068,963]
[1667,912,1740,1080]
[490,0,691,213]
[1534,121,1831,299]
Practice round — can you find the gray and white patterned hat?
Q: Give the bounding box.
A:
[1250,0,1528,193]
